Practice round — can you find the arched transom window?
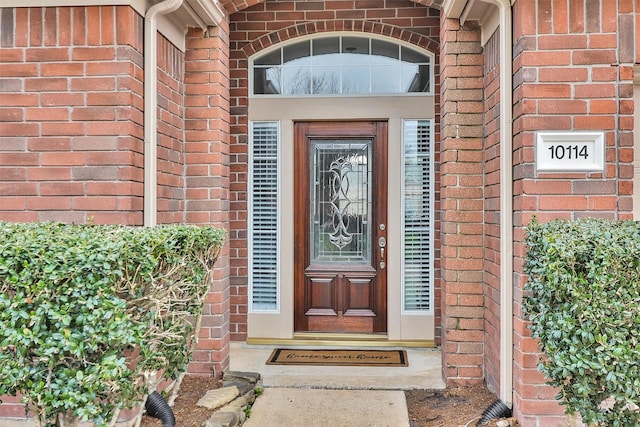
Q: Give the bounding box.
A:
[251,35,433,96]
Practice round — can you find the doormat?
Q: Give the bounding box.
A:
[266,348,408,367]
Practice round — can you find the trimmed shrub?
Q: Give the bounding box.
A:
[0,222,225,427]
[523,218,640,426]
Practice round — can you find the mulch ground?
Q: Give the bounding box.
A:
[406,386,516,426]
[140,376,515,427]
[139,376,222,427]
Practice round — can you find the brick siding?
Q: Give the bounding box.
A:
[157,35,186,224]
[483,28,501,396]
[0,6,145,225]
[1,1,637,425]
[511,1,635,425]
[0,6,187,226]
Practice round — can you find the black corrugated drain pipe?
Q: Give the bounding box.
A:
[476,399,511,426]
[145,391,176,427]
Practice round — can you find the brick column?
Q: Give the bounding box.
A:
[184,23,232,377]
[439,14,485,386]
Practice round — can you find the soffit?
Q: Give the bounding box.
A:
[442,0,500,21]
[442,0,502,46]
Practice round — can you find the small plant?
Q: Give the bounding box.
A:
[243,406,252,418]
[242,387,264,419]
[523,218,640,426]
[0,222,225,427]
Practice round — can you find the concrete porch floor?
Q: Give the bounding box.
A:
[229,343,445,427]
[229,342,446,390]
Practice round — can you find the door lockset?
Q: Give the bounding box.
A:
[378,236,387,269]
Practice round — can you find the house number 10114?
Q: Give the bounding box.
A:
[547,144,589,160]
[536,131,605,173]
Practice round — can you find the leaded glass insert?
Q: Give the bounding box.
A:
[311,140,372,263]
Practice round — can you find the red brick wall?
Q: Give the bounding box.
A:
[0,6,145,225]
[224,0,442,342]
[439,14,484,386]
[183,23,232,375]
[511,1,635,425]
[157,35,186,225]
[482,29,501,396]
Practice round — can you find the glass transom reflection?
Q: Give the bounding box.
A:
[253,36,432,95]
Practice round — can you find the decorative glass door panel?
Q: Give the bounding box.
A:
[311,141,371,264]
[294,122,387,333]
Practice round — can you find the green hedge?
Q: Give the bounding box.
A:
[0,222,225,427]
[523,218,640,426]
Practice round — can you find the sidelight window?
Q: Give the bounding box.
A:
[402,120,434,312]
[249,121,280,311]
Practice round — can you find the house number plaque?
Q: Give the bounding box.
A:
[535,131,605,173]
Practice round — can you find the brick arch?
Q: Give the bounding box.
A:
[221,0,438,15]
[239,20,439,59]
[221,0,258,14]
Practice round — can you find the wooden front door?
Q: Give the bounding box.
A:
[294,121,388,333]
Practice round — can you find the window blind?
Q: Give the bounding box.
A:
[249,122,279,311]
[403,120,433,312]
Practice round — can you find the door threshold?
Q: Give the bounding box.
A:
[246,333,435,348]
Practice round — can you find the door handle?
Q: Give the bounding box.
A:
[378,236,386,270]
